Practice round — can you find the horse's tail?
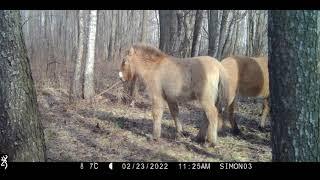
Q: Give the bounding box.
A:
[216,63,230,117]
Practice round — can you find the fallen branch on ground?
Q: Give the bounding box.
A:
[96,80,122,97]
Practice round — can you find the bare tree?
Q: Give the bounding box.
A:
[84,10,98,99]
[221,11,247,57]
[207,10,253,59]
[208,10,219,57]
[159,10,183,56]
[179,11,194,57]
[216,10,232,60]
[141,10,148,43]
[0,10,46,161]
[246,10,268,56]
[70,10,85,101]
[191,10,204,57]
[107,11,115,61]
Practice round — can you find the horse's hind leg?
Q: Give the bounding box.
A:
[195,112,208,143]
[168,102,183,139]
[229,100,240,135]
[259,98,269,130]
[200,101,219,147]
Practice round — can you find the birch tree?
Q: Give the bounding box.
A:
[71,10,85,101]
[84,10,97,99]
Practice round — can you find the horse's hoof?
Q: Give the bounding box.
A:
[175,133,183,140]
[194,135,205,144]
[182,131,190,137]
[258,126,267,132]
[176,131,189,140]
[146,134,152,141]
[232,128,241,136]
[130,101,135,107]
[202,142,216,148]
[146,134,160,142]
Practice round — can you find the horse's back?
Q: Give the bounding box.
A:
[156,57,205,102]
[188,56,222,83]
[222,56,269,98]
[160,56,222,102]
[190,56,222,72]
[221,57,240,104]
[173,56,221,78]
[190,56,226,103]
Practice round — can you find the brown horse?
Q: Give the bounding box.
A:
[119,44,229,147]
[221,56,269,133]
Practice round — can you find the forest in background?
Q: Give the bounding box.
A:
[20,10,267,98]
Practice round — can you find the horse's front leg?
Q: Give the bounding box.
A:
[259,98,270,130]
[128,76,137,107]
[151,98,164,141]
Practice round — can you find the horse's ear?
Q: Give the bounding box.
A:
[129,47,135,56]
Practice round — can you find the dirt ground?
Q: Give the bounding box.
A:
[37,81,271,162]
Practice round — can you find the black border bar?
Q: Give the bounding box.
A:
[1,162,320,177]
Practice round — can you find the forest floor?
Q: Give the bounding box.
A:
[37,79,271,162]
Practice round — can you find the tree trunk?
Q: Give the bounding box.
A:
[141,10,148,43]
[246,10,268,56]
[191,10,204,57]
[71,10,85,101]
[64,10,69,89]
[0,10,46,161]
[107,10,115,61]
[269,10,320,161]
[114,10,120,60]
[246,10,254,56]
[83,10,97,99]
[220,12,235,59]
[216,10,230,59]
[159,10,181,56]
[208,10,219,57]
[180,11,194,57]
[159,10,173,53]
[232,21,240,54]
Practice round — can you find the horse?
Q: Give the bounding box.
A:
[220,56,269,133]
[118,44,230,147]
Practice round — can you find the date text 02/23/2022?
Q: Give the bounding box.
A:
[121,162,169,170]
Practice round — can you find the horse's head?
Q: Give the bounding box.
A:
[119,47,136,82]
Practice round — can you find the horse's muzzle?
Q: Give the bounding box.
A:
[119,72,125,81]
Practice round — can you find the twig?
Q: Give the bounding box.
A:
[91,80,122,122]
[70,80,122,108]
[96,80,122,97]
[47,61,61,66]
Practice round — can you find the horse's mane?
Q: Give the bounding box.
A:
[132,44,167,62]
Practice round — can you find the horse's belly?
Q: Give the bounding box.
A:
[238,82,268,97]
[176,92,196,102]
[238,72,269,98]
[163,85,195,102]
[239,86,262,97]
[161,69,195,102]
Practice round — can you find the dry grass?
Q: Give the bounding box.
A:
[37,81,271,162]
